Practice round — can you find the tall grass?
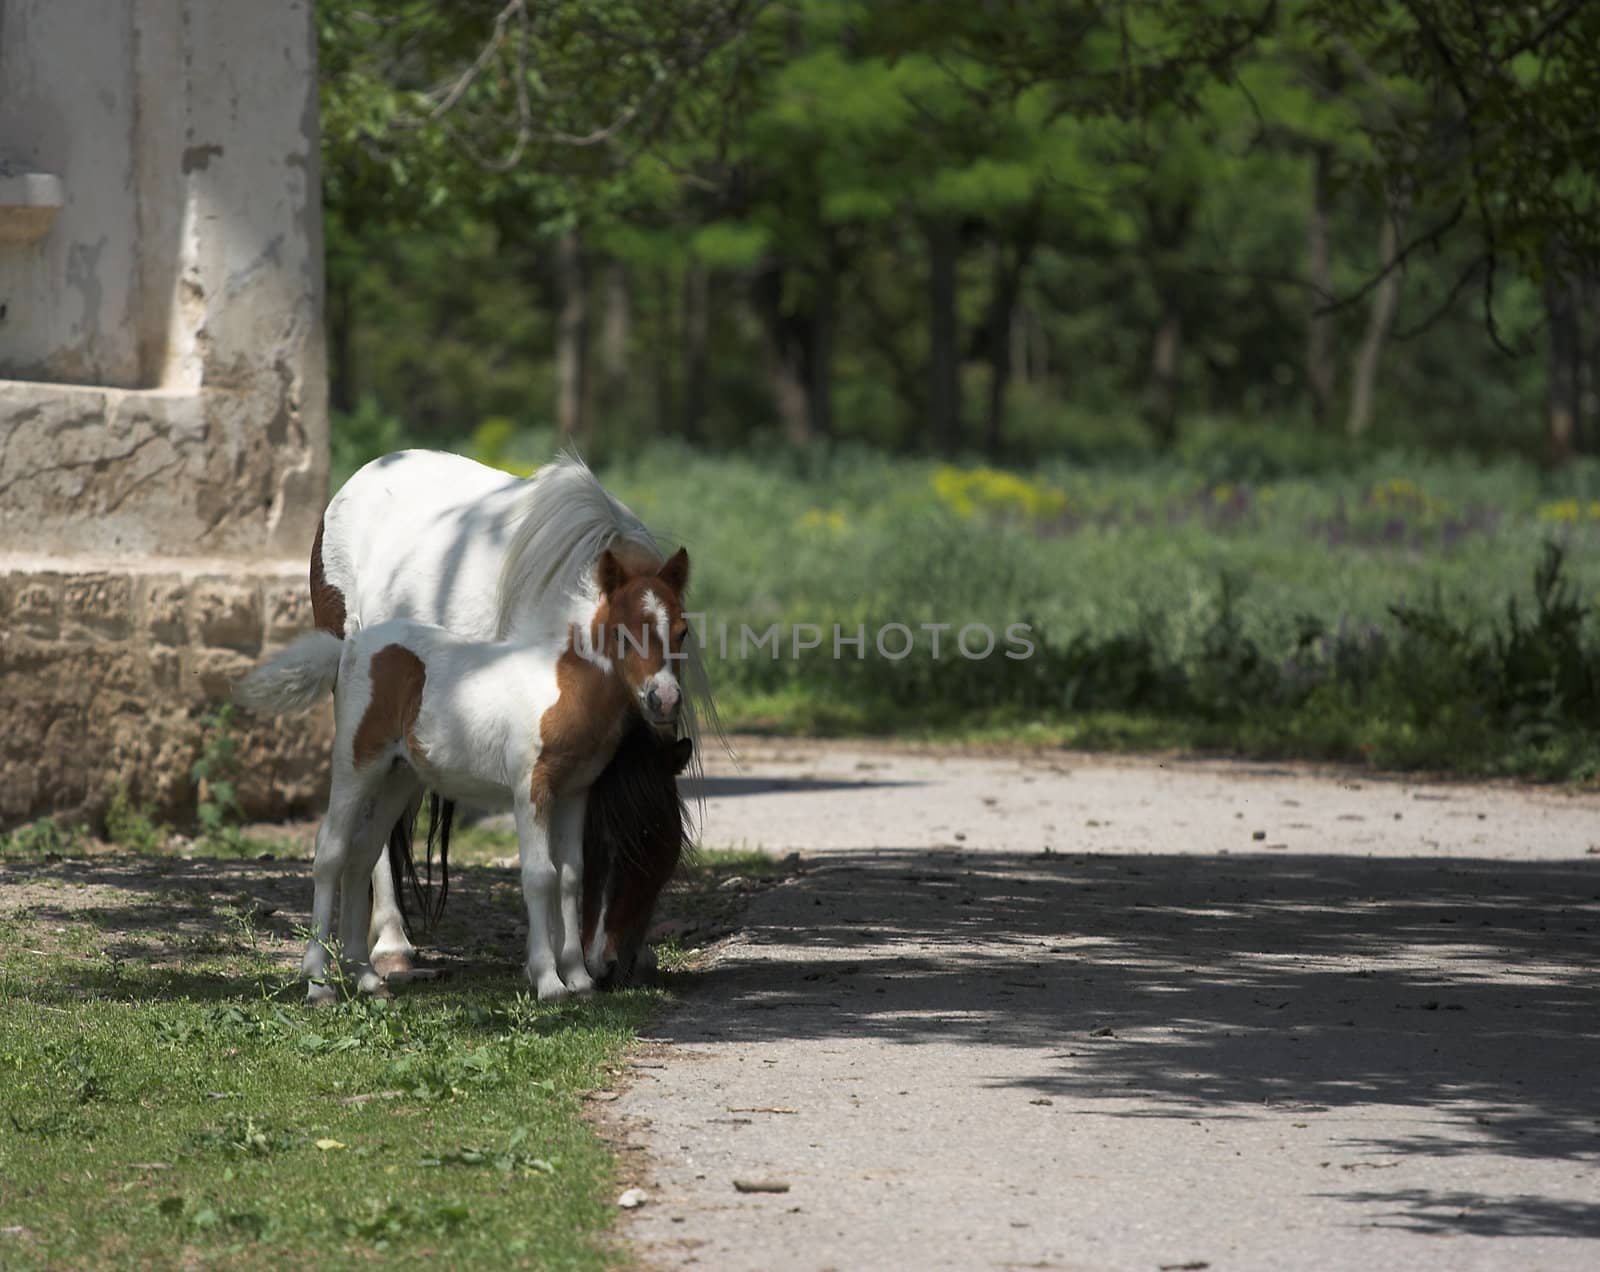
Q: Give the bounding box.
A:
[595,440,1600,779]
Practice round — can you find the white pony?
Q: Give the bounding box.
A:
[309,451,716,984]
[237,546,694,1003]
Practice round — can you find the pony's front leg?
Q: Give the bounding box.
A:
[550,793,595,998]
[515,790,568,1002]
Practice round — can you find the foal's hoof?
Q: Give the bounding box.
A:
[371,951,416,978]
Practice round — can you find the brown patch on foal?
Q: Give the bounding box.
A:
[352,644,427,769]
[531,549,687,807]
[309,518,347,638]
[530,643,632,807]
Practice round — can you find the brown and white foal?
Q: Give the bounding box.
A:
[236,547,692,1003]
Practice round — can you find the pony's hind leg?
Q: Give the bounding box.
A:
[368,788,423,977]
[303,783,366,1006]
[340,771,425,998]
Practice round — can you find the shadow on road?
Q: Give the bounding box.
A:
[8,844,1597,1237]
[649,845,1600,1237]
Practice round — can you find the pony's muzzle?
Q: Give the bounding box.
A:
[642,675,681,728]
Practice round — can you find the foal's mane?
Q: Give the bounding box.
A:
[494,453,725,785]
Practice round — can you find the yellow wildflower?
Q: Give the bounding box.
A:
[1538,499,1581,523]
[931,465,1067,522]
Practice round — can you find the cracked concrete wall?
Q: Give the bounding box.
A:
[0,0,327,556]
[0,2,332,827]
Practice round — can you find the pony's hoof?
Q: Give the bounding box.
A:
[533,974,569,1004]
[305,982,339,1008]
[564,973,596,1000]
[371,951,416,978]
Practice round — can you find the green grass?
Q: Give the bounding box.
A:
[0,833,792,1270]
[0,947,649,1270]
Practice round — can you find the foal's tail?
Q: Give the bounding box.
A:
[233,631,343,715]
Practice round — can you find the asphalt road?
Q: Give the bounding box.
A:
[609,740,1600,1272]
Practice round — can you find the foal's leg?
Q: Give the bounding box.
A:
[340,771,425,998]
[368,788,422,976]
[303,780,366,1005]
[515,790,567,1002]
[550,793,595,998]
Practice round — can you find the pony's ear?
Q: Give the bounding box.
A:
[658,547,690,597]
[596,549,628,596]
[670,736,694,774]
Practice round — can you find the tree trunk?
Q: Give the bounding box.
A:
[1545,258,1581,462]
[1585,270,1600,453]
[1346,209,1402,439]
[754,266,812,446]
[555,229,589,444]
[807,258,835,441]
[985,265,1021,456]
[983,220,1038,457]
[1306,145,1336,427]
[926,219,962,454]
[682,264,710,442]
[1141,197,1193,446]
[597,260,631,429]
[652,265,675,438]
[1145,309,1183,445]
[327,267,355,415]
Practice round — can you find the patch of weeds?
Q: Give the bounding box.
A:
[157,1195,273,1241]
[190,1112,301,1158]
[104,786,169,853]
[190,705,268,856]
[419,1127,554,1175]
[0,817,84,860]
[341,1198,472,1249]
[384,1045,503,1100]
[653,937,694,974]
[46,1041,105,1105]
[154,1002,299,1048]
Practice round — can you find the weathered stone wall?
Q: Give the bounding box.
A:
[0,560,331,826]
[0,0,328,556]
[0,1,333,831]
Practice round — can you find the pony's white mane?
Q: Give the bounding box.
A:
[495,453,727,775]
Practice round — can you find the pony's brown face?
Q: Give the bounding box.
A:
[582,728,694,987]
[596,547,692,736]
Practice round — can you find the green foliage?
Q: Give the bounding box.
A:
[0,817,83,861]
[105,786,167,854]
[189,706,255,855]
[316,0,1592,460]
[599,442,1600,778]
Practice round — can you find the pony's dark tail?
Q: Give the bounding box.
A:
[386,795,454,935]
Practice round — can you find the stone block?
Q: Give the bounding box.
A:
[192,577,263,652]
[189,646,255,702]
[2,572,62,639]
[141,577,189,645]
[148,646,183,691]
[264,579,314,642]
[62,572,134,640]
